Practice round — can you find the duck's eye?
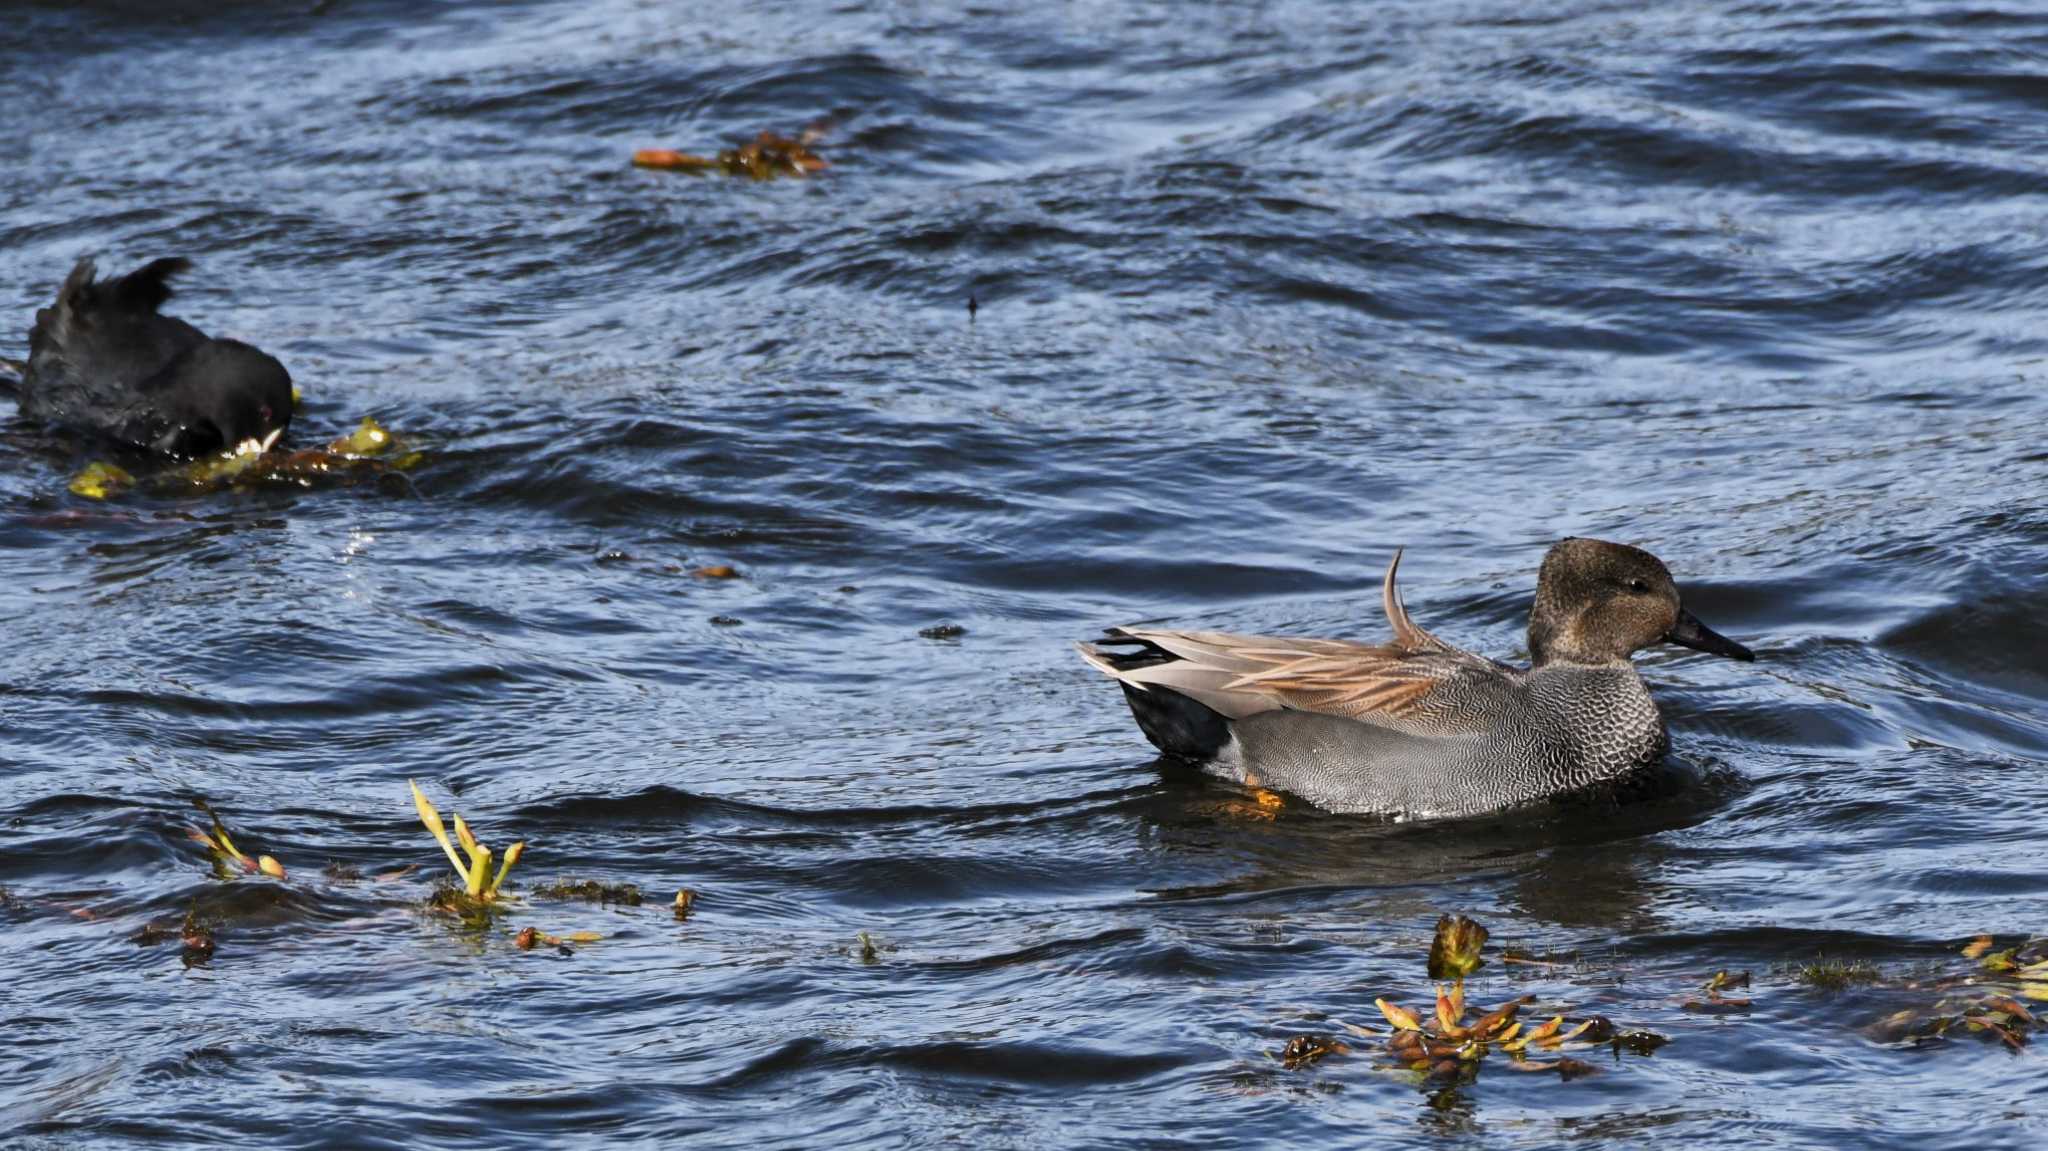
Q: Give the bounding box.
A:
[1627,578,1650,594]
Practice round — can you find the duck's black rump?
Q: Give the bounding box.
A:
[1087,630,1234,762]
[19,256,292,458]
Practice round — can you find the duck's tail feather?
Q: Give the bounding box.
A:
[1078,632,1233,761]
[1078,629,1285,719]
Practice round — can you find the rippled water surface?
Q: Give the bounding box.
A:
[5,1,2048,1146]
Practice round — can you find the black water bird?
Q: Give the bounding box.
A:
[15,256,292,458]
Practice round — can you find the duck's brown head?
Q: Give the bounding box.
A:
[1527,537,1754,667]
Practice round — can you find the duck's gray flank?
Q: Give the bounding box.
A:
[1078,538,1754,819]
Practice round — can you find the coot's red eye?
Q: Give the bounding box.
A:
[259,404,273,425]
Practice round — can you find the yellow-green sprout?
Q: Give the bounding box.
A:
[408,780,523,902]
[187,798,287,879]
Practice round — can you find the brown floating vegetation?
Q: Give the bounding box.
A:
[70,417,420,501]
[1279,1035,1348,1069]
[1350,915,1665,1086]
[1427,914,1487,980]
[1856,934,2048,1050]
[514,926,603,951]
[1703,968,1751,993]
[179,904,217,965]
[178,417,420,491]
[1867,996,2035,1050]
[530,878,643,906]
[133,902,217,966]
[1681,968,1752,1013]
[633,128,829,181]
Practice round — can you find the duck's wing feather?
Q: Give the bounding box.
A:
[1077,550,1510,726]
[1084,629,1497,723]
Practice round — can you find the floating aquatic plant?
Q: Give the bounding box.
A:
[1427,913,1488,980]
[530,877,642,905]
[513,926,602,951]
[1868,995,2036,1050]
[188,798,286,880]
[133,901,218,966]
[1794,957,1883,992]
[1344,915,1667,1084]
[1682,968,1752,1014]
[409,779,523,905]
[1856,934,2048,1050]
[69,416,419,501]
[1279,1034,1349,1069]
[633,128,829,180]
[177,416,418,490]
[178,902,217,965]
[181,427,286,486]
[68,460,135,499]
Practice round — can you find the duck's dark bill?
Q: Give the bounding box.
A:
[1667,608,1755,662]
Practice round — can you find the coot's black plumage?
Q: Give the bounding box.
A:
[18,257,292,458]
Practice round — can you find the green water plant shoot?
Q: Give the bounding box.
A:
[409,779,523,903]
[188,798,286,880]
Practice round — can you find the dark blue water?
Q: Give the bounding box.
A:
[4,1,2048,1146]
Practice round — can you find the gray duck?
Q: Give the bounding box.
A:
[1078,538,1755,819]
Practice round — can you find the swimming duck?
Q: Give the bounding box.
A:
[1077,538,1755,819]
[16,257,292,458]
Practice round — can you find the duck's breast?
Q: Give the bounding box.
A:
[1523,664,1667,781]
